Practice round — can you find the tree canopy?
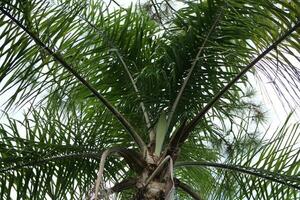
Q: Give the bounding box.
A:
[0,0,299,199]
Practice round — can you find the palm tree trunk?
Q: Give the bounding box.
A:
[134,180,173,200]
[133,155,174,200]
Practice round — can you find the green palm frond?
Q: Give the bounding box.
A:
[0,1,148,151]
[175,115,300,199]
[163,0,299,154]
[0,101,139,199]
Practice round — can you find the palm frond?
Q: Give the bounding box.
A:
[0,2,146,151]
[178,19,300,148]
[175,115,300,199]
[0,102,136,199]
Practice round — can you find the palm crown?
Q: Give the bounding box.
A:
[0,0,299,199]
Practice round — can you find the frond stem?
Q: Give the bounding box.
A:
[107,178,137,194]
[174,178,202,200]
[0,152,102,173]
[166,8,224,130]
[94,149,111,200]
[175,161,300,190]
[114,50,155,145]
[144,155,172,186]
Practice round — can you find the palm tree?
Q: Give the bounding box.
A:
[0,0,299,199]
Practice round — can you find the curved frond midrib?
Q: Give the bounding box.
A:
[175,161,300,190]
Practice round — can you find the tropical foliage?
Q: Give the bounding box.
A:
[0,0,299,199]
